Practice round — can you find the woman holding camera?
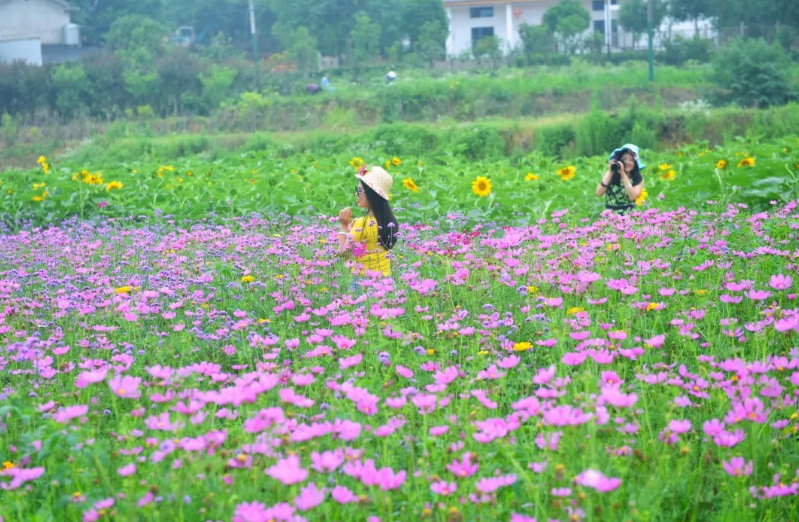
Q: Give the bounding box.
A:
[596,144,646,214]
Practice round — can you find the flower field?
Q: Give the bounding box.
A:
[1,136,799,226]
[2,193,799,521]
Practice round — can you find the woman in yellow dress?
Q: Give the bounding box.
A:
[336,165,399,294]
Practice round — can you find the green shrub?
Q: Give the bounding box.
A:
[660,35,712,66]
[370,123,439,157]
[711,38,797,108]
[449,125,505,160]
[536,124,576,158]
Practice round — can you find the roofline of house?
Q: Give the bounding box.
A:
[0,0,78,11]
[443,0,557,5]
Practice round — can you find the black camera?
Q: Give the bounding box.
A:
[611,161,620,175]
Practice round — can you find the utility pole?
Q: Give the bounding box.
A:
[605,0,611,57]
[248,0,259,74]
[647,0,654,82]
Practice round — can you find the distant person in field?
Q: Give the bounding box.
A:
[337,165,399,294]
[306,83,321,94]
[321,73,331,90]
[596,143,646,214]
[385,71,397,83]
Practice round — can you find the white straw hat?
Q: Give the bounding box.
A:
[356,165,393,201]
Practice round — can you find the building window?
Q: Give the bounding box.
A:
[592,0,617,9]
[470,7,494,18]
[593,20,605,33]
[471,27,495,47]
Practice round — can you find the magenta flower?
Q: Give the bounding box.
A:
[310,449,344,473]
[446,453,478,478]
[769,274,792,290]
[723,457,753,477]
[551,487,572,497]
[265,455,308,485]
[574,469,621,493]
[331,485,357,504]
[668,419,692,434]
[429,425,449,437]
[430,481,457,495]
[108,374,141,399]
[510,515,537,522]
[294,482,326,511]
[116,463,136,477]
[746,289,771,301]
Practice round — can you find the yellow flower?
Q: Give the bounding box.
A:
[115,286,132,294]
[32,182,46,190]
[471,176,492,198]
[635,188,648,207]
[737,157,755,168]
[660,169,675,182]
[2,461,13,470]
[241,275,254,283]
[557,166,575,181]
[426,349,435,356]
[477,350,489,355]
[527,285,538,295]
[794,162,799,171]
[513,341,532,352]
[37,156,46,165]
[31,190,48,202]
[694,289,708,296]
[350,157,364,169]
[106,181,123,192]
[391,157,402,166]
[384,160,391,169]
[402,178,419,193]
[646,302,661,312]
[567,307,584,315]
[525,172,538,181]
[716,159,728,170]
[658,163,672,171]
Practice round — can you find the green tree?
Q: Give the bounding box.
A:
[71,0,162,46]
[287,26,319,74]
[350,13,382,64]
[710,38,797,108]
[105,14,168,55]
[199,65,237,111]
[619,0,666,50]
[542,0,590,54]
[52,64,88,120]
[519,23,554,58]
[402,0,448,50]
[417,20,448,65]
[667,0,710,35]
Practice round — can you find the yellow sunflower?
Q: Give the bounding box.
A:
[402,178,419,193]
[737,157,755,168]
[472,176,492,197]
[660,169,675,182]
[350,157,364,169]
[391,157,402,166]
[525,172,539,181]
[635,188,649,207]
[106,181,123,192]
[659,163,672,171]
[513,341,532,352]
[557,166,575,181]
[716,159,728,170]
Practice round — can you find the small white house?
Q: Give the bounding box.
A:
[0,0,82,65]
[443,0,714,57]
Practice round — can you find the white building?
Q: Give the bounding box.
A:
[0,0,83,65]
[443,0,714,57]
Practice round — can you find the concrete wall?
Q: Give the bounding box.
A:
[0,38,43,65]
[0,0,71,45]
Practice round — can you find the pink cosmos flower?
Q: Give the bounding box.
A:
[117,463,136,477]
[574,469,621,492]
[331,485,357,504]
[746,289,771,301]
[310,449,344,473]
[429,425,449,437]
[294,482,326,511]
[0,467,45,490]
[446,453,478,478]
[265,455,308,485]
[52,405,89,424]
[723,457,753,477]
[510,515,537,522]
[430,481,457,495]
[108,374,141,399]
[769,274,792,290]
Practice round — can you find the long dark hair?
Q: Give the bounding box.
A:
[362,183,399,250]
[611,148,643,186]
